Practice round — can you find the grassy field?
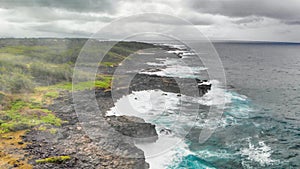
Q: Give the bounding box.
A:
[0,38,154,168]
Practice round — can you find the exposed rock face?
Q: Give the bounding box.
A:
[129,73,211,97]
[111,73,211,100]
[106,115,158,143]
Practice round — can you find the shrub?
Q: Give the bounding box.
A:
[29,62,72,85]
[0,72,34,93]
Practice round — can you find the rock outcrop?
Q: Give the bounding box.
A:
[130,73,211,96]
[106,115,158,143]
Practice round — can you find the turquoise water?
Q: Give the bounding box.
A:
[166,42,300,169]
[107,87,263,168]
[107,42,300,168]
[174,155,216,169]
[214,43,300,168]
[167,90,259,169]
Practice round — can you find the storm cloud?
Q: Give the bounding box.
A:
[186,0,300,21]
[0,0,116,13]
[0,0,299,41]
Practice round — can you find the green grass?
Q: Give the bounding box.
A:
[49,128,57,134]
[35,156,71,164]
[37,124,58,134]
[0,45,49,55]
[0,39,156,168]
[43,75,112,91]
[0,40,153,94]
[0,99,63,134]
[44,91,59,99]
[0,40,154,134]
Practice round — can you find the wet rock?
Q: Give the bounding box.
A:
[127,74,211,98]
[106,115,158,143]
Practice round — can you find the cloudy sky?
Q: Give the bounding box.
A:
[1,0,300,42]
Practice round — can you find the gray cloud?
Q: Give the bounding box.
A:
[184,15,215,25]
[187,0,300,21]
[124,14,213,26]
[0,0,299,41]
[284,20,300,25]
[4,7,116,23]
[0,0,116,13]
[28,22,92,37]
[234,17,264,25]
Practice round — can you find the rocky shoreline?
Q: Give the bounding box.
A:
[23,89,150,169]
[22,46,211,168]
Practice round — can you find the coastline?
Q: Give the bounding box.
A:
[1,39,298,168]
[22,45,211,168]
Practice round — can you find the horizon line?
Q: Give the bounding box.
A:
[0,37,299,44]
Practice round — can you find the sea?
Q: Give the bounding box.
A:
[107,41,300,169]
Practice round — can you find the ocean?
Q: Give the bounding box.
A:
[107,42,300,169]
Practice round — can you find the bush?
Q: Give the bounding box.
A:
[29,62,72,85]
[0,72,34,93]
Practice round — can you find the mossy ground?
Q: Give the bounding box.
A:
[0,74,113,167]
[35,156,71,164]
[0,87,65,168]
[45,75,112,91]
[0,98,63,134]
[0,74,112,134]
[0,130,33,169]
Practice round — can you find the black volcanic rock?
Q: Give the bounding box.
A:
[129,74,211,97]
[106,115,158,143]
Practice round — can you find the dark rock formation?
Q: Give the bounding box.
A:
[23,90,151,169]
[129,73,211,97]
[106,115,158,143]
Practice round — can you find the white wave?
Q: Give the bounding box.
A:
[240,138,278,168]
[199,81,212,85]
[106,84,252,168]
[146,58,178,66]
[167,50,185,54]
[146,62,165,66]
[166,50,197,57]
[107,80,249,128]
[106,90,194,169]
[161,44,187,50]
[143,58,207,78]
[182,52,196,56]
[137,52,155,55]
[195,149,235,159]
[106,90,180,120]
[136,134,192,169]
[198,80,230,106]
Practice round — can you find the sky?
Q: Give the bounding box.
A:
[0,0,300,42]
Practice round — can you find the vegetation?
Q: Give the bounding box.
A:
[0,98,63,134]
[0,38,154,168]
[35,156,71,164]
[0,39,154,133]
[0,130,33,169]
[0,39,153,93]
